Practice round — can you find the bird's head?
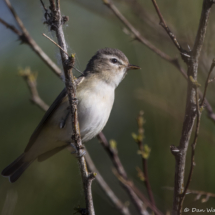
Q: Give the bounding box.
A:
[84,48,140,88]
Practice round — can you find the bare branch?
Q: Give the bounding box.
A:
[151,0,183,52]
[43,1,95,214]
[19,68,49,111]
[102,0,187,79]
[167,1,213,214]
[85,152,131,215]
[0,18,21,35]
[180,58,215,205]
[132,111,156,209]
[43,33,69,56]
[187,189,215,202]
[164,186,215,203]
[180,87,201,207]
[2,0,62,78]
[201,58,215,106]
[112,168,163,215]
[97,132,163,215]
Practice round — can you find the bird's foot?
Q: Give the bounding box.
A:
[70,143,86,157]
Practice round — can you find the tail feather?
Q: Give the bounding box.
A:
[1,154,25,176]
[1,154,32,183]
[9,162,32,183]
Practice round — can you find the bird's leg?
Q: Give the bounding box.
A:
[70,143,86,157]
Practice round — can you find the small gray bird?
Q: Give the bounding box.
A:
[2,48,140,182]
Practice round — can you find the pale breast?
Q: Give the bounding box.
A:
[77,80,115,142]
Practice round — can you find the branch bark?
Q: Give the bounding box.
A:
[164,1,213,214]
[45,1,95,214]
[85,152,131,215]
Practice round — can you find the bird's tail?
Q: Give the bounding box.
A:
[1,154,32,183]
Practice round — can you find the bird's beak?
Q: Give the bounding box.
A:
[127,64,141,70]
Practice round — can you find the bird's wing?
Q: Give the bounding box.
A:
[24,75,85,152]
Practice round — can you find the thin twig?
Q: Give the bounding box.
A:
[201,58,215,106]
[164,186,215,202]
[19,67,49,111]
[134,111,156,209]
[102,0,187,79]
[43,33,69,56]
[97,132,163,215]
[112,168,162,215]
[187,189,215,202]
[85,152,131,215]
[151,0,183,52]
[0,18,21,35]
[44,1,95,214]
[2,0,62,78]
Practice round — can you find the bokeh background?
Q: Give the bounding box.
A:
[0,0,215,214]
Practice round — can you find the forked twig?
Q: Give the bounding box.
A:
[98,132,163,215]
[102,0,215,125]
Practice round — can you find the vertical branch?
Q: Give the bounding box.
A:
[134,111,156,209]
[43,1,95,214]
[149,0,213,214]
[169,1,213,214]
[181,58,215,206]
[85,152,131,215]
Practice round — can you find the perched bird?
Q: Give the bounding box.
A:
[2,48,140,182]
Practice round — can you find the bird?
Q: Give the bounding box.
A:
[1,48,140,183]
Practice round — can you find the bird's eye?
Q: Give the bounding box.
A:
[111,58,118,64]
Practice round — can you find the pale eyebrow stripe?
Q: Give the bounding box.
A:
[104,55,124,65]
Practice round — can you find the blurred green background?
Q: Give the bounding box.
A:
[0,0,215,214]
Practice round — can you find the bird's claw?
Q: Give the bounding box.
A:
[70,143,86,157]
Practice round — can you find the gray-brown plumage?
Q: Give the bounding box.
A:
[2,48,140,182]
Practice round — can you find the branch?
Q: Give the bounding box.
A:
[102,0,187,79]
[181,58,215,206]
[19,68,49,111]
[164,187,215,203]
[201,59,215,106]
[102,0,215,125]
[43,1,95,214]
[132,111,155,209]
[151,0,183,52]
[158,1,213,214]
[187,189,215,203]
[1,0,62,78]
[97,133,163,215]
[179,86,201,207]
[84,152,131,215]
